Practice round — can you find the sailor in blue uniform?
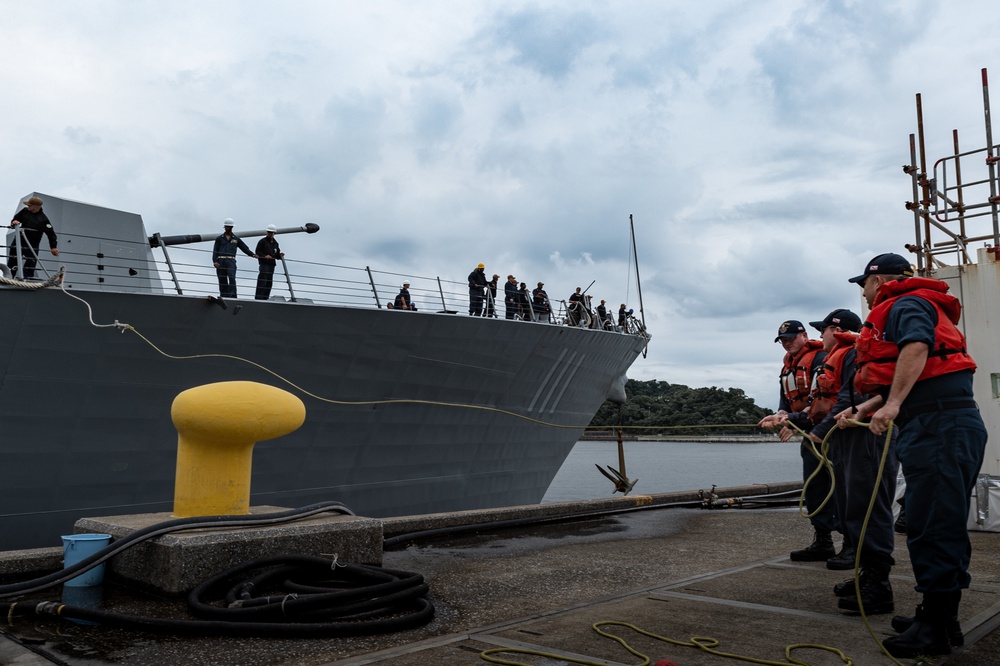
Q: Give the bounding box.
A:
[212,219,256,298]
[8,196,59,279]
[254,224,283,300]
[468,262,487,316]
[841,252,987,658]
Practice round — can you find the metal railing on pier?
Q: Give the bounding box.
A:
[905,67,1000,270]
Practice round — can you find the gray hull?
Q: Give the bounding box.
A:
[0,287,646,549]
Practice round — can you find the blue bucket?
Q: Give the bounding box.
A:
[61,584,104,625]
[61,533,112,587]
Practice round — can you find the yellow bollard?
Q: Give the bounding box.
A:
[171,381,306,517]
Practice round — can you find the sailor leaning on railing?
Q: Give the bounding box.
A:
[7,195,59,280]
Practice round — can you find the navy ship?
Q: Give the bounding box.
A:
[0,194,649,550]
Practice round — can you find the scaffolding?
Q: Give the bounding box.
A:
[905,68,1000,273]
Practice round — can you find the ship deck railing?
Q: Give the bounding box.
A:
[7,229,650,338]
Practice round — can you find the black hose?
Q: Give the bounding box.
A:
[0,501,356,599]
[383,499,706,549]
[2,504,435,636]
[11,555,433,637]
[737,497,801,506]
[383,488,803,549]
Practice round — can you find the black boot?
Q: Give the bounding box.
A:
[882,591,960,658]
[826,544,857,571]
[837,560,894,614]
[833,577,856,597]
[790,529,835,562]
[890,615,964,646]
[890,590,964,647]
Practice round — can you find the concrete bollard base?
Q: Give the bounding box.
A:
[74,506,383,596]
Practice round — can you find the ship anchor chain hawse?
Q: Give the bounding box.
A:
[0,199,651,550]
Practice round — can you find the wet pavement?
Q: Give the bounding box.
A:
[2,505,1000,665]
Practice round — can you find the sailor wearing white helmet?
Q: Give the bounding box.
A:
[394,281,416,311]
[212,219,256,298]
[255,224,285,301]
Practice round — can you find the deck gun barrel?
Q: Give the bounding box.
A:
[149,223,320,247]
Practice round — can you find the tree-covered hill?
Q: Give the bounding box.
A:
[589,379,774,435]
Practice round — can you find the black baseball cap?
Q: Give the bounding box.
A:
[809,308,862,333]
[848,253,915,284]
[774,320,806,342]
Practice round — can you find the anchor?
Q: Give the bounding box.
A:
[595,419,637,495]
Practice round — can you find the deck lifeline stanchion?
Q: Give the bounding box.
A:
[437,276,447,311]
[153,232,185,294]
[365,265,381,308]
[11,225,24,279]
[279,255,297,302]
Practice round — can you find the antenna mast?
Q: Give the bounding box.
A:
[629,214,648,357]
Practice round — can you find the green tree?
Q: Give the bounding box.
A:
[589,380,774,436]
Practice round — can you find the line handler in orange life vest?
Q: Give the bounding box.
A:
[835,252,986,659]
[758,320,839,562]
[803,309,898,615]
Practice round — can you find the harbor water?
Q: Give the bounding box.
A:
[542,439,802,503]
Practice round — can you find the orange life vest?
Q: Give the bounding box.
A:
[780,339,824,412]
[808,332,858,424]
[854,277,976,395]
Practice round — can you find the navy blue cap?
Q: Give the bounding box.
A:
[774,320,806,342]
[848,253,915,284]
[809,308,862,333]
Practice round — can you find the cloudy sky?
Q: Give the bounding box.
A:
[3,1,997,408]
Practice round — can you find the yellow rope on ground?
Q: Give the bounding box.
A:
[480,620,854,665]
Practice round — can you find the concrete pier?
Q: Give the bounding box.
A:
[2,487,1000,665]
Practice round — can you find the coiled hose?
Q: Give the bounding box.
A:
[2,503,434,636]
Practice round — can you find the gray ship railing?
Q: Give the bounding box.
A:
[7,228,649,337]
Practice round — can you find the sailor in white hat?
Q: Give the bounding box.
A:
[254,223,285,300]
[212,219,256,298]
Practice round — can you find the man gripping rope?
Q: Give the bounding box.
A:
[838,252,986,658]
[758,320,839,562]
[7,196,58,279]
